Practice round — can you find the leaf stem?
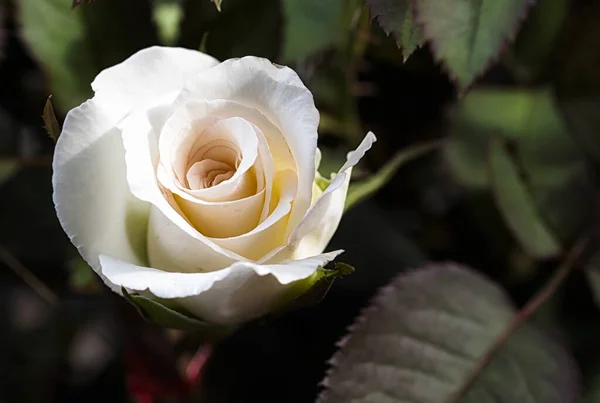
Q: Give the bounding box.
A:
[344,138,445,211]
[448,235,590,402]
[0,244,58,305]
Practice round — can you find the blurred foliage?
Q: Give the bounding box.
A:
[20,0,157,111]
[445,88,592,253]
[0,0,600,401]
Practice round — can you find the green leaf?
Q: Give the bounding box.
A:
[122,287,231,335]
[179,0,281,61]
[20,0,158,111]
[445,88,592,250]
[445,88,546,189]
[415,0,534,90]
[367,0,423,61]
[275,262,355,315]
[282,0,342,62]
[487,135,561,259]
[319,263,579,403]
[345,139,442,211]
[446,89,585,187]
[42,96,60,142]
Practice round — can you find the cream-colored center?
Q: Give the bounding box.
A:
[185,141,240,190]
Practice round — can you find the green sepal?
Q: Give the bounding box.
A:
[42,96,60,143]
[274,262,355,316]
[121,287,231,337]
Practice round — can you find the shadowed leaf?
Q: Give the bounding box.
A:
[445,88,592,253]
[415,0,534,89]
[319,263,580,403]
[487,135,561,258]
[272,262,355,319]
[367,0,423,61]
[122,288,230,336]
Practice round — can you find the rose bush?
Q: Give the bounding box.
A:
[53,46,375,326]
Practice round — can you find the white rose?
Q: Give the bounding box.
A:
[53,46,375,325]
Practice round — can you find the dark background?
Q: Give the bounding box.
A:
[1,0,600,402]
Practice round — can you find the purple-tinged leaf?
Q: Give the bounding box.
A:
[319,263,580,403]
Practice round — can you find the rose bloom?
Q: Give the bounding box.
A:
[53,46,375,325]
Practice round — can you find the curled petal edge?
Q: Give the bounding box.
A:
[99,250,343,300]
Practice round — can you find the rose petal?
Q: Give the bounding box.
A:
[263,132,377,263]
[99,250,342,324]
[173,57,319,237]
[53,47,221,292]
[160,99,280,220]
[53,101,148,293]
[131,99,294,246]
[92,46,219,125]
[176,189,266,238]
[211,170,297,259]
[120,103,248,271]
[159,115,260,202]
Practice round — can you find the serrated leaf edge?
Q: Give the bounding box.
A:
[414,0,537,93]
[315,262,511,402]
[366,0,424,61]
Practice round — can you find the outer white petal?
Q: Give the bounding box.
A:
[53,47,221,291]
[99,250,343,324]
[263,132,377,263]
[92,46,219,125]
[173,57,319,236]
[53,101,148,293]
